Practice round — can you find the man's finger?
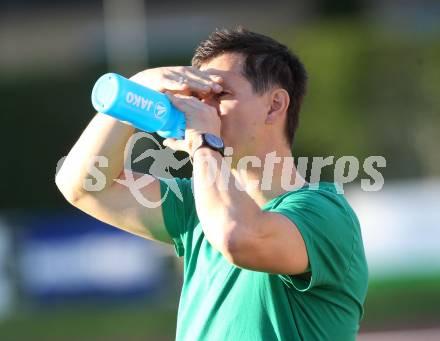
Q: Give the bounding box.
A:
[184,72,223,93]
[172,69,223,94]
[166,93,194,114]
[168,93,207,114]
[186,67,223,86]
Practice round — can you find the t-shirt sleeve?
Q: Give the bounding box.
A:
[159,177,196,257]
[268,189,358,291]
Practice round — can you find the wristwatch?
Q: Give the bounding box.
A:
[191,133,225,160]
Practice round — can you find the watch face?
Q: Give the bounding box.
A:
[204,133,224,148]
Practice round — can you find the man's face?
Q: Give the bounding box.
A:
[198,53,271,156]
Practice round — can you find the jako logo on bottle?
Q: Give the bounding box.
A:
[126,91,153,111]
[154,102,167,118]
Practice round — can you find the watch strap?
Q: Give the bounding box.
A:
[190,133,224,161]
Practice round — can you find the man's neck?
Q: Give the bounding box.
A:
[231,144,306,207]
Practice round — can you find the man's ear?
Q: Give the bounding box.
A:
[265,88,290,124]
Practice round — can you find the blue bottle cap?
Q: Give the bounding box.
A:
[91,73,120,113]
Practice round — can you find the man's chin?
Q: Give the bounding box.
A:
[220,134,233,150]
[220,130,242,154]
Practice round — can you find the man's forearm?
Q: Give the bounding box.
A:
[55,113,135,202]
[192,148,263,257]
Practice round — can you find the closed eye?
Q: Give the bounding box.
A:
[215,91,230,99]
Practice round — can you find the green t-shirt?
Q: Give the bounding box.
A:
[159,178,368,341]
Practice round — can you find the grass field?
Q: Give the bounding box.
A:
[0,275,439,340]
[0,303,177,341]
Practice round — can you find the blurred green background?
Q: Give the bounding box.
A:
[0,0,439,340]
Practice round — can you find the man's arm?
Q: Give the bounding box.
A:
[55,112,171,243]
[163,93,309,275]
[55,67,223,244]
[192,148,309,275]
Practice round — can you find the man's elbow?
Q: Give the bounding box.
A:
[218,223,256,268]
[55,174,84,205]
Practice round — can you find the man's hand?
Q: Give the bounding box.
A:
[162,94,222,156]
[130,66,223,97]
[130,66,223,155]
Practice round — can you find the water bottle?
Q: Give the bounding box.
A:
[91,73,186,139]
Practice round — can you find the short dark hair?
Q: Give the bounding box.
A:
[192,27,307,146]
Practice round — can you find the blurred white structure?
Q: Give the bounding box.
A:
[18,231,168,295]
[103,0,148,73]
[347,178,440,279]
